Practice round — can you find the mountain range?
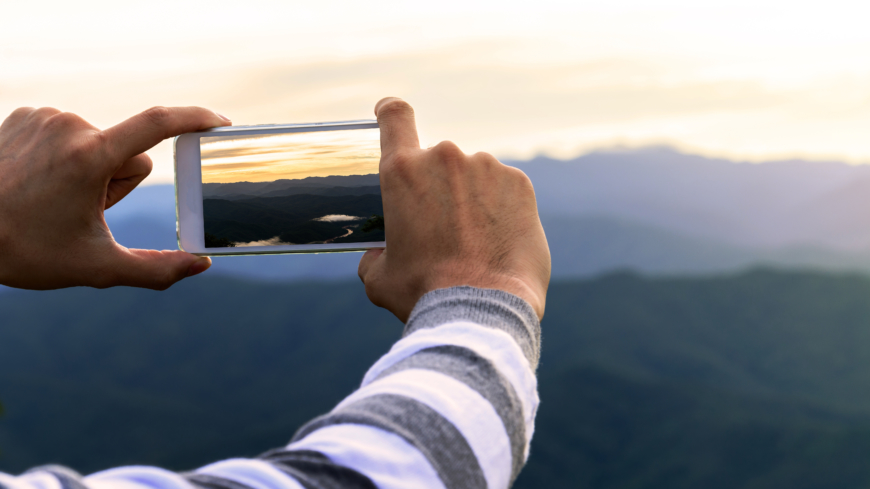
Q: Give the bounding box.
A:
[508,147,870,250]
[202,173,383,246]
[8,148,870,487]
[205,194,384,245]
[95,148,870,281]
[4,270,870,488]
[202,174,380,200]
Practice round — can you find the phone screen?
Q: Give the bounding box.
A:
[200,128,383,248]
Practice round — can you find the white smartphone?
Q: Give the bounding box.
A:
[174,120,384,256]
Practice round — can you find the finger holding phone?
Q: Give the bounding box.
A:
[358,98,551,321]
[0,106,227,290]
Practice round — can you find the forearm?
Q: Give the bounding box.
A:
[0,286,540,489]
[287,285,541,488]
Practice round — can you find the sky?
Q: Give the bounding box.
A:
[2,1,870,184]
[201,128,380,184]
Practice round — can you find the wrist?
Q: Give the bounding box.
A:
[405,284,543,368]
[424,268,547,321]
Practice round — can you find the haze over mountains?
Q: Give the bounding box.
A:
[99,147,870,280]
[510,148,870,250]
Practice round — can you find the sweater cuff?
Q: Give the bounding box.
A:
[403,286,541,369]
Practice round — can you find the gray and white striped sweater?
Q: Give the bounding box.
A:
[0,286,541,489]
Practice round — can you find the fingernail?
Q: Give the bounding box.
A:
[216,113,231,123]
[186,257,212,277]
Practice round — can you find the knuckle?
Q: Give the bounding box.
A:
[383,149,416,177]
[509,166,536,192]
[389,149,415,167]
[46,111,84,129]
[504,164,527,179]
[91,129,111,149]
[142,106,172,126]
[471,151,500,167]
[91,268,118,289]
[32,106,62,119]
[148,257,182,290]
[10,106,35,119]
[432,140,465,163]
[153,279,174,291]
[66,133,103,162]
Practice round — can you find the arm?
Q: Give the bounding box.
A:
[0,288,539,489]
[0,98,550,488]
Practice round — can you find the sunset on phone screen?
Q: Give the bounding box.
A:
[200,128,383,248]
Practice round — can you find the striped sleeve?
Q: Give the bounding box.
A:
[0,286,541,489]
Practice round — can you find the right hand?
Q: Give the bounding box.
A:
[358,98,551,322]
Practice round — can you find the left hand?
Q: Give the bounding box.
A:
[0,106,231,290]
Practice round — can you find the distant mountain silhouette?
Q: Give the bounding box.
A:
[784,175,870,248]
[102,148,870,280]
[203,174,380,200]
[510,147,870,250]
[215,185,381,201]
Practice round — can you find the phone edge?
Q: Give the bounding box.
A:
[174,120,385,256]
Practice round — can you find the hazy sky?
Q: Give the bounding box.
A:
[2,1,870,183]
[201,128,380,184]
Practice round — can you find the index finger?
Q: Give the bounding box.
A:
[102,106,231,161]
[375,97,420,158]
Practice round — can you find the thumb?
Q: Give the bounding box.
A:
[104,247,212,290]
[374,98,419,159]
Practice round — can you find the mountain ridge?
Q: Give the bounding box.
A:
[509,147,870,249]
[102,147,870,280]
[202,173,380,199]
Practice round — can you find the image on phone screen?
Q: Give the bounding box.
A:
[200,128,383,248]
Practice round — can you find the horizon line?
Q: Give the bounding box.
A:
[144,145,870,186]
[203,173,380,186]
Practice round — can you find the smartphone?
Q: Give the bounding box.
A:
[174,120,384,256]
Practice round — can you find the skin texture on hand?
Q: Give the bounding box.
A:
[358,98,551,322]
[0,106,231,290]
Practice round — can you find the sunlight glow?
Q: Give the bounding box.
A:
[201,129,380,184]
[2,0,870,183]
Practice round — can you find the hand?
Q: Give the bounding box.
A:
[358,98,551,321]
[0,106,231,290]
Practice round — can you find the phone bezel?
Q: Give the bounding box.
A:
[174,120,383,256]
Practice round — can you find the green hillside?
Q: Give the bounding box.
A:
[3,270,870,487]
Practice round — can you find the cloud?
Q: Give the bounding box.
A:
[234,237,293,247]
[201,128,380,184]
[4,36,870,184]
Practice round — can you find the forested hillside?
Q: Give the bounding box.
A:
[204,193,384,245]
[3,271,870,488]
